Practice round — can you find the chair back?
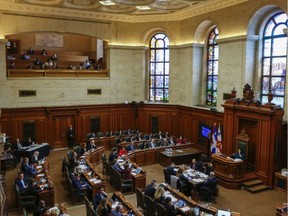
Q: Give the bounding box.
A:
[143,195,156,216]
[170,175,179,189]
[135,187,144,210]
[155,203,167,216]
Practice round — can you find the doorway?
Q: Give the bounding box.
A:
[51,115,75,149]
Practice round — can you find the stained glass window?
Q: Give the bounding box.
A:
[261,12,287,107]
[149,33,169,101]
[206,27,219,106]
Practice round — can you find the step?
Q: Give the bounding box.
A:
[246,185,270,193]
[242,179,263,187]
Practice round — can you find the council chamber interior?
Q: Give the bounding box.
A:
[0,0,287,216]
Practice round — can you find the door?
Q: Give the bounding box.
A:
[52,115,75,149]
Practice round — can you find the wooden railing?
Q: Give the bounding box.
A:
[7,68,110,78]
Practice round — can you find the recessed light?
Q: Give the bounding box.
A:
[99,0,116,6]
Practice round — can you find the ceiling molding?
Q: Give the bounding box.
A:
[0,0,250,23]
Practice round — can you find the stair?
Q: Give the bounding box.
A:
[242,179,270,193]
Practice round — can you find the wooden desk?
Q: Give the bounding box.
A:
[35,162,54,207]
[274,172,288,194]
[109,191,143,216]
[212,154,244,179]
[276,204,288,216]
[159,148,203,166]
[161,184,240,216]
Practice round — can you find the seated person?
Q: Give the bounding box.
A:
[177,168,191,196]
[233,148,245,160]
[27,47,34,55]
[108,148,118,164]
[71,173,90,190]
[154,186,165,204]
[21,157,38,179]
[162,197,178,216]
[8,61,15,69]
[203,163,214,176]
[97,198,109,216]
[191,158,201,171]
[118,146,127,157]
[51,53,58,60]
[147,138,157,148]
[121,162,132,181]
[144,180,157,199]
[7,54,16,61]
[176,135,187,144]
[41,59,54,69]
[66,64,74,69]
[110,204,125,216]
[41,49,47,56]
[34,200,47,216]
[31,151,40,164]
[92,187,107,211]
[34,58,42,66]
[86,139,96,151]
[126,141,136,152]
[168,136,175,146]
[15,172,28,192]
[21,53,30,60]
[198,171,218,201]
[111,159,121,172]
[68,151,79,170]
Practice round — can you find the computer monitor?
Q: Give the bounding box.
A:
[217,209,231,216]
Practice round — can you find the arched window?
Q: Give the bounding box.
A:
[261,12,287,107]
[206,27,219,106]
[149,33,169,102]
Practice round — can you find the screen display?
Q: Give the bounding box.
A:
[217,209,231,216]
[202,126,211,138]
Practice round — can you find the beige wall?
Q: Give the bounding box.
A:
[0,0,286,118]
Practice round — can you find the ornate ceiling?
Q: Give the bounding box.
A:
[0,0,249,23]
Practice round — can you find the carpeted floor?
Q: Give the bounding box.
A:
[5,148,287,216]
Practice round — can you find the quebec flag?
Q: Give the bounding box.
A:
[210,123,217,154]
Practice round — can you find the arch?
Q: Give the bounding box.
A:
[141,27,173,47]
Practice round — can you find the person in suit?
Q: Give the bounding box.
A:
[12,138,24,151]
[166,162,177,176]
[203,163,214,176]
[110,204,124,216]
[162,197,178,216]
[144,180,157,199]
[108,148,118,164]
[33,200,47,216]
[71,173,90,190]
[147,138,157,148]
[21,157,38,179]
[15,172,28,192]
[191,158,201,171]
[126,141,136,152]
[68,151,79,170]
[67,125,75,149]
[92,187,107,211]
[31,151,40,164]
[234,148,245,160]
[23,137,33,147]
[86,139,96,151]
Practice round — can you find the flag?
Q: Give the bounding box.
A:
[216,124,222,153]
[210,123,217,154]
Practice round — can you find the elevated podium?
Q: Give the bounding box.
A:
[212,154,245,179]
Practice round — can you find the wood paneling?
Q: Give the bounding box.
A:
[0,103,286,188]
